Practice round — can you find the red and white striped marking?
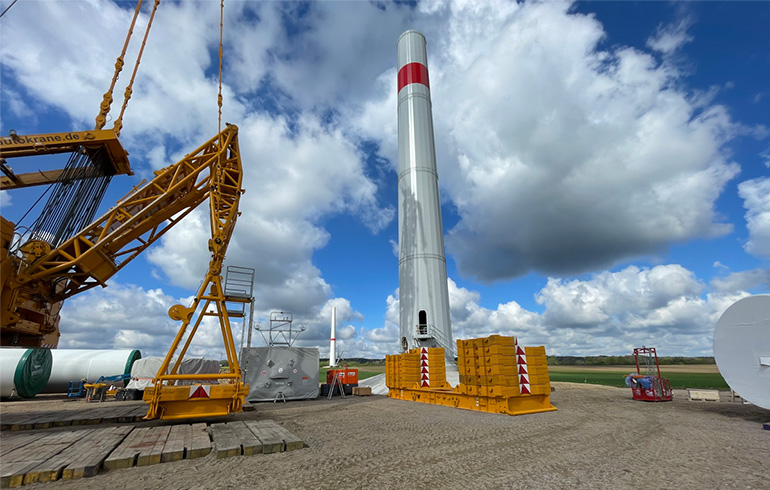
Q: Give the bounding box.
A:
[189,384,211,399]
[420,347,430,387]
[516,346,530,395]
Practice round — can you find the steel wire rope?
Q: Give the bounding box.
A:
[95,0,145,131]
[0,0,18,19]
[217,0,224,135]
[113,0,162,137]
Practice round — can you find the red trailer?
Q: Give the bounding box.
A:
[627,347,673,402]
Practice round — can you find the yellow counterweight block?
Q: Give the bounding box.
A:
[390,336,557,416]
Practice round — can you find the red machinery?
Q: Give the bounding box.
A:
[627,347,673,402]
[322,367,359,397]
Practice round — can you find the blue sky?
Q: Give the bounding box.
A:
[1,0,768,360]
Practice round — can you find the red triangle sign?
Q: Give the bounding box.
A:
[518,365,528,375]
[421,360,429,367]
[516,346,525,355]
[521,384,530,395]
[190,385,209,399]
[421,381,429,387]
[517,356,527,365]
[421,367,429,374]
[520,375,529,384]
[421,347,428,354]
[422,373,429,381]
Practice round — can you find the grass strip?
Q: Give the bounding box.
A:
[549,371,729,390]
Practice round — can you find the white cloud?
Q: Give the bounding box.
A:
[355,266,744,357]
[760,145,770,168]
[0,190,11,209]
[646,17,693,54]
[710,268,770,293]
[58,283,184,356]
[738,177,770,259]
[440,3,737,280]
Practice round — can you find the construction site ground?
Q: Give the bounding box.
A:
[1,382,768,489]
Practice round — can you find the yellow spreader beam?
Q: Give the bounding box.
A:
[144,377,248,421]
[0,129,132,190]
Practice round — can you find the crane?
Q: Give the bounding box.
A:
[0,0,161,347]
[1,0,250,418]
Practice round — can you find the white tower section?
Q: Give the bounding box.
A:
[397,30,453,361]
[329,306,337,367]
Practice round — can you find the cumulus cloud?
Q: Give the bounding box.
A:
[710,268,770,293]
[442,3,737,280]
[58,283,186,356]
[349,266,745,357]
[534,265,746,354]
[738,177,770,259]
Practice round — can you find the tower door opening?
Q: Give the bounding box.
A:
[418,310,427,336]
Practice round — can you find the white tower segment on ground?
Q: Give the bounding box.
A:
[397,30,453,360]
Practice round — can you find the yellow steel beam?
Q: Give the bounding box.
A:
[388,386,557,416]
[0,129,132,185]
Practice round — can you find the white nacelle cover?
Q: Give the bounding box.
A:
[126,357,220,390]
[242,346,319,401]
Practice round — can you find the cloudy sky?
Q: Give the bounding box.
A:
[1,0,768,360]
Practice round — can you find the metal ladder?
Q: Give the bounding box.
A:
[327,372,346,400]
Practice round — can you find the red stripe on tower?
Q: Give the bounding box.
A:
[398,62,430,92]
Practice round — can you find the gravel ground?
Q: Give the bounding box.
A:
[2,382,768,489]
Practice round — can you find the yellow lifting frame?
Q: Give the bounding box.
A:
[143,124,249,420]
[143,272,249,420]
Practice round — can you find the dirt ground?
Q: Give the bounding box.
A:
[2,382,768,489]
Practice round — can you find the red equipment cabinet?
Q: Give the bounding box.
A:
[326,368,359,385]
[628,347,673,402]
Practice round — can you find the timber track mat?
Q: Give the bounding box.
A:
[1,384,769,489]
[0,404,148,431]
[0,419,304,488]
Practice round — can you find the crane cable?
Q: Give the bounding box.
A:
[217,0,224,135]
[113,0,161,137]
[0,0,19,19]
[94,0,161,136]
[94,0,144,131]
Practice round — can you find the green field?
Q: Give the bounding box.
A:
[548,370,729,389]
